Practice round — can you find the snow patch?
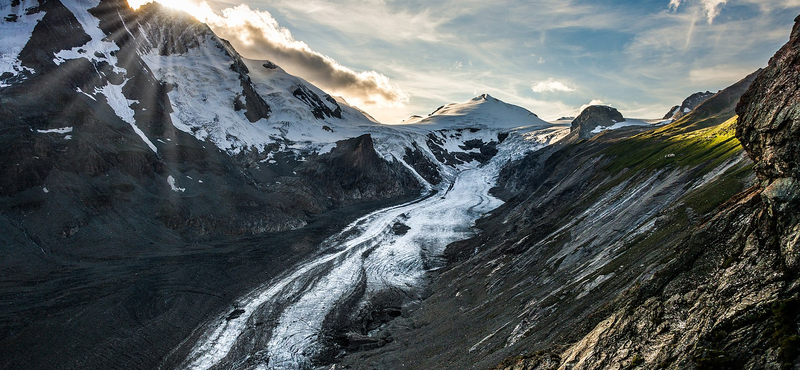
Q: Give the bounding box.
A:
[37,127,73,134]
[167,175,185,192]
[56,0,124,73]
[99,82,157,153]
[590,119,654,134]
[76,87,97,101]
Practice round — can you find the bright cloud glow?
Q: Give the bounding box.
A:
[126,0,408,112]
[532,79,575,93]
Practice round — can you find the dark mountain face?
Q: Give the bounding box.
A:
[0,1,425,368]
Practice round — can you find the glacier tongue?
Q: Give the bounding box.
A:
[179,126,567,370]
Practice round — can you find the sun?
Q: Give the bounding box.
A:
[126,0,215,22]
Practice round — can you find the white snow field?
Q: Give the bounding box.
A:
[0,0,44,85]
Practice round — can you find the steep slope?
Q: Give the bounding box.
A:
[489,18,800,369]
[336,46,763,370]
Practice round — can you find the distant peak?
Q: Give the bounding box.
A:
[473,93,494,101]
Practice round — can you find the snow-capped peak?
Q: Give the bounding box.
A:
[402,94,548,129]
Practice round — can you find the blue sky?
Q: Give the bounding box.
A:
[131,0,800,122]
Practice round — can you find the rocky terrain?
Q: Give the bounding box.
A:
[335,16,800,370]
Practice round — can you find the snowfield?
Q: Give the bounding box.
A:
[0,0,44,85]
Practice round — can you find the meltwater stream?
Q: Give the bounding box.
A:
[177,129,565,370]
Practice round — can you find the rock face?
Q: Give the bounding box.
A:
[663,91,715,120]
[570,105,625,139]
[737,15,800,269]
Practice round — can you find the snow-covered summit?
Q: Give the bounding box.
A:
[401,93,549,129]
[0,0,383,155]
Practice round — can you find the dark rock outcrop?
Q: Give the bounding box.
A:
[296,134,420,204]
[663,91,714,120]
[570,105,625,140]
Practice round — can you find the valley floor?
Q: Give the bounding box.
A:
[0,196,416,370]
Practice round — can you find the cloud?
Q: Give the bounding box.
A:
[259,0,451,44]
[128,1,408,109]
[579,99,608,114]
[668,0,728,24]
[531,78,575,93]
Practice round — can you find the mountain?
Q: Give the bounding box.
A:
[663,91,715,121]
[0,2,569,368]
[0,1,423,368]
[5,1,796,370]
[335,25,787,370]
[564,105,664,141]
[402,93,549,129]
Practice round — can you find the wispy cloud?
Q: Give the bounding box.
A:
[256,0,451,44]
[668,0,729,24]
[531,78,575,93]
[689,64,757,84]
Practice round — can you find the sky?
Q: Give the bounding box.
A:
[128,0,800,123]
